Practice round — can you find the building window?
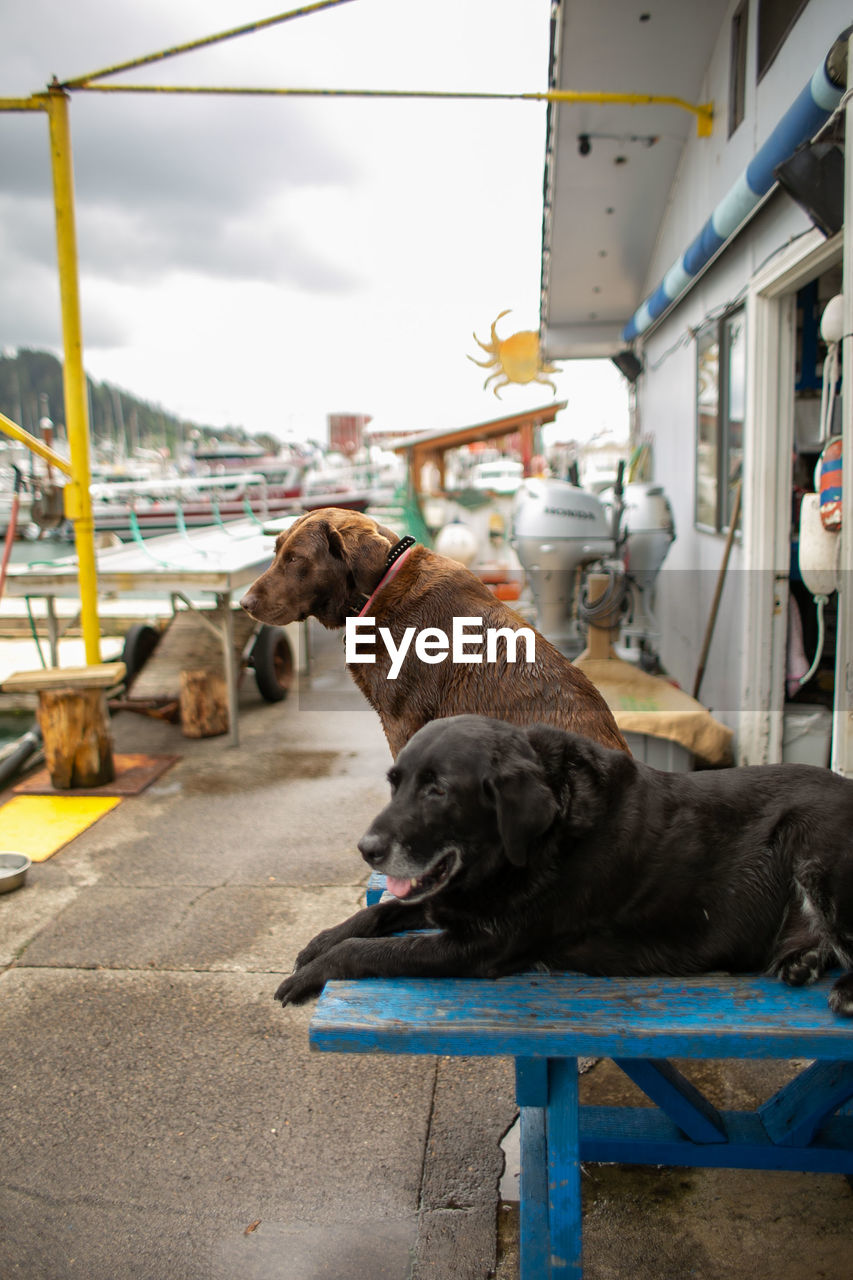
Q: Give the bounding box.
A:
[696,309,745,533]
[757,0,808,81]
[729,1,748,136]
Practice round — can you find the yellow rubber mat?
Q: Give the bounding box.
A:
[0,795,121,862]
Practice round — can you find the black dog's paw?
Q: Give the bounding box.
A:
[295,928,341,970]
[274,964,326,1006]
[828,973,853,1017]
[777,948,825,988]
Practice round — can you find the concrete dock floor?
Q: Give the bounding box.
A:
[0,622,850,1278]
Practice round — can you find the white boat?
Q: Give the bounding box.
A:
[85,442,309,538]
[88,471,302,538]
[300,449,403,512]
[469,457,525,495]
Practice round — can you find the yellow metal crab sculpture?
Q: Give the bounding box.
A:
[468,310,559,398]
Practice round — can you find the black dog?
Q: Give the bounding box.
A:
[276,714,853,1015]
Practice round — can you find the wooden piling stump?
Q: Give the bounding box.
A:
[37,687,116,789]
[179,669,229,738]
[1,663,126,791]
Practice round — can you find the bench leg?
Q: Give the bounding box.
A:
[547,1058,582,1276]
[519,1105,551,1276]
[516,1058,582,1278]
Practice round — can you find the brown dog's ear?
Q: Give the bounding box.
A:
[483,763,558,867]
[326,524,346,561]
[338,522,396,595]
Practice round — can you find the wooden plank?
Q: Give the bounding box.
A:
[310,974,853,1061]
[366,871,387,905]
[3,662,126,692]
[759,1060,853,1146]
[129,610,256,701]
[547,1058,582,1277]
[579,1105,853,1173]
[516,1057,549,1107]
[614,1058,726,1143]
[518,1107,550,1280]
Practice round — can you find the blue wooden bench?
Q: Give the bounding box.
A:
[310,965,853,1278]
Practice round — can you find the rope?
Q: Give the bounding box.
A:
[61,1,356,89]
[128,510,185,568]
[175,502,211,556]
[24,598,47,668]
[799,594,830,687]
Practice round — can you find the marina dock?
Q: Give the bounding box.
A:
[0,625,850,1278]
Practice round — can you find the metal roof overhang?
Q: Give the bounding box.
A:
[540,0,729,360]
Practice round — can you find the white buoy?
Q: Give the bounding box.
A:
[434,522,478,566]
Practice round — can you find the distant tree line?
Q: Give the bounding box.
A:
[0,348,280,459]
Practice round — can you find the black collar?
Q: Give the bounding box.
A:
[383,535,416,571]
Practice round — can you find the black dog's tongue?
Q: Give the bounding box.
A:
[385,876,413,898]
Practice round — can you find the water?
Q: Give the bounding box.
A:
[7,535,74,569]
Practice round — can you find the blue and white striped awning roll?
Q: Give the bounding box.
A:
[622,32,849,343]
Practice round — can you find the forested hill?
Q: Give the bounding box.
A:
[0,349,279,458]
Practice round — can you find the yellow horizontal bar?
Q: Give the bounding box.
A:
[0,95,48,112]
[62,0,356,89]
[535,90,714,136]
[68,81,714,133]
[72,83,522,98]
[0,411,73,476]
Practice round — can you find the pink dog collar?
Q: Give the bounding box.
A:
[358,538,416,617]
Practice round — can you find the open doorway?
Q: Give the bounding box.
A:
[787,264,843,766]
[740,228,842,767]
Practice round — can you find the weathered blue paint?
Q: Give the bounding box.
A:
[519,1106,550,1276]
[580,1106,853,1172]
[547,1058,582,1276]
[613,1057,727,1143]
[311,973,853,1060]
[759,1060,853,1147]
[310,971,853,1278]
[365,871,386,906]
[516,1056,549,1107]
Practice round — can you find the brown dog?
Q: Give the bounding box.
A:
[240,507,628,757]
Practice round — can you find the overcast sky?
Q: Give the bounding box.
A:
[0,0,629,449]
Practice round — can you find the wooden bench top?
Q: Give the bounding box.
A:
[310,972,853,1062]
[2,662,126,693]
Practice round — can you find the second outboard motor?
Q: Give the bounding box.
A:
[512,477,615,655]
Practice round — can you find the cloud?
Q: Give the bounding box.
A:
[0,0,629,445]
[0,86,360,293]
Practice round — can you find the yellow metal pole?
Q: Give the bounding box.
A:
[67,81,715,136]
[45,85,101,664]
[0,411,72,475]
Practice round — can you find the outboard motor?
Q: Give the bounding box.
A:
[601,481,676,662]
[618,483,676,592]
[512,477,615,655]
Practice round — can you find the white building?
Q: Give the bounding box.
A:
[541,0,853,772]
